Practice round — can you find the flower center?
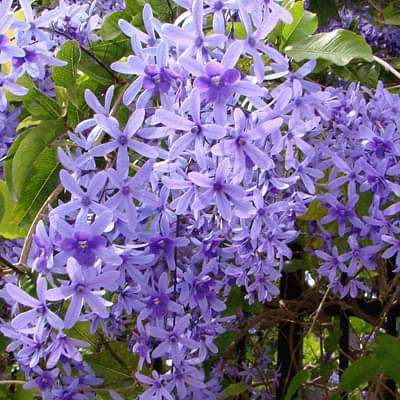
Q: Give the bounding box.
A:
[211,75,222,86]
[118,135,128,145]
[81,195,91,206]
[122,185,130,195]
[74,283,86,295]
[213,181,223,191]
[78,240,88,249]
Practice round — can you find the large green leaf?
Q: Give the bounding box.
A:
[23,86,62,120]
[0,181,25,239]
[90,37,131,65]
[373,334,400,383]
[284,370,310,400]
[339,355,380,392]
[53,40,81,102]
[285,29,374,66]
[10,147,61,228]
[11,119,65,197]
[2,130,29,191]
[221,383,248,399]
[84,341,140,398]
[99,11,131,41]
[282,2,318,47]
[79,51,115,85]
[383,5,400,26]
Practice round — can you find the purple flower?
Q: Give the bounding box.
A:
[153,87,225,166]
[52,212,121,267]
[24,367,59,391]
[106,161,159,226]
[211,109,282,183]
[0,13,25,63]
[189,159,251,221]
[180,271,226,321]
[135,272,183,322]
[168,363,206,398]
[342,235,381,275]
[51,169,108,219]
[31,221,54,274]
[111,42,179,106]
[136,370,173,400]
[180,41,266,122]
[6,277,63,333]
[315,247,347,282]
[162,0,225,59]
[0,74,28,111]
[320,194,363,236]
[76,85,115,145]
[46,331,89,368]
[46,258,120,328]
[148,230,189,271]
[149,315,199,364]
[382,235,400,270]
[118,4,161,49]
[91,111,158,173]
[12,42,66,80]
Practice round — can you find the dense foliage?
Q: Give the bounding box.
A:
[1,0,400,399]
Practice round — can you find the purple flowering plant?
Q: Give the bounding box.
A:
[1,0,400,399]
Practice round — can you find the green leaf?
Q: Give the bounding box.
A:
[221,383,248,398]
[11,384,38,400]
[11,119,65,197]
[23,86,62,120]
[383,5,400,26]
[2,131,30,191]
[339,355,380,392]
[229,22,247,40]
[307,0,338,26]
[53,40,81,102]
[0,181,25,239]
[297,200,327,221]
[282,2,318,47]
[324,328,341,354]
[90,37,131,65]
[284,370,310,400]
[125,0,145,14]
[100,11,131,40]
[84,341,139,397]
[373,334,400,383]
[79,51,114,85]
[66,102,83,128]
[10,147,61,228]
[285,29,374,66]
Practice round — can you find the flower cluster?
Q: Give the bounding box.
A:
[316,1,400,57]
[1,0,400,399]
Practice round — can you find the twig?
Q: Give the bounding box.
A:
[0,255,25,275]
[0,380,26,385]
[373,56,400,81]
[306,288,330,337]
[44,28,122,84]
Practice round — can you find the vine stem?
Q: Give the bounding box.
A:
[0,380,26,385]
[17,184,63,269]
[373,56,400,81]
